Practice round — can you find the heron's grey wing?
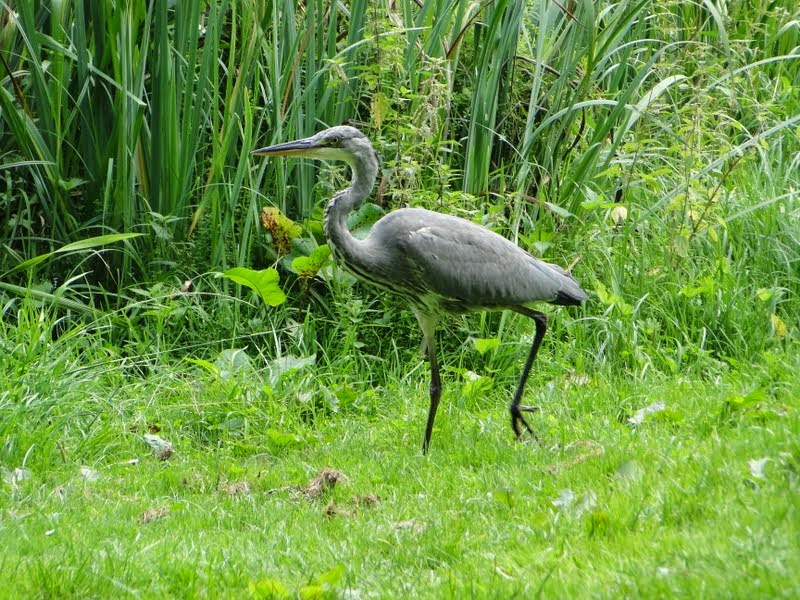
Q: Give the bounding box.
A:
[397,219,586,308]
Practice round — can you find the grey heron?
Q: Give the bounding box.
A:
[253,125,588,453]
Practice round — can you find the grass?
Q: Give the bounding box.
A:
[1,312,797,598]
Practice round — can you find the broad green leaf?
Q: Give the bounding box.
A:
[298,585,326,600]
[473,337,501,355]
[266,429,304,450]
[214,348,253,370]
[667,193,687,212]
[724,387,768,414]
[770,314,787,339]
[292,245,332,279]
[248,578,291,599]
[214,349,254,379]
[543,201,574,219]
[267,355,316,384]
[261,207,303,255]
[595,281,613,305]
[595,281,632,315]
[492,487,516,508]
[223,267,286,307]
[347,202,384,239]
[311,564,346,587]
[681,276,716,298]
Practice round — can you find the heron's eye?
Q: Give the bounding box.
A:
[328,136,341,146]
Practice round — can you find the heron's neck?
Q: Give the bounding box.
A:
[323,157,377,261]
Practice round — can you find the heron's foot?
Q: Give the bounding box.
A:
[510,404,541,442]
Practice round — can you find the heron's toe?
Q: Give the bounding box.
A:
[510,405,539,442]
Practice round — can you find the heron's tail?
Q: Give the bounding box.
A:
[546,263,589,306]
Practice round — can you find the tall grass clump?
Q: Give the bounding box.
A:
[567,0,800,372]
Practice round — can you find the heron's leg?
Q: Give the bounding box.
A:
[414,311,440,454]
[509,309,548,440]
[422,338,441,455]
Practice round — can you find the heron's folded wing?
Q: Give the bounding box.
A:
[397,222,583,308]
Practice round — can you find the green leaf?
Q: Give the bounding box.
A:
[5,233,144,276]
[56,233,144,253]
[248,578,291,599]
[542,201,574,218]
[297,565,346,600]
[461,371,494,399]
[311,564,346,587]
[214,349,254,379]
[756,288,774,302]
[770,314,787,339]
[473,337,501,355]
[292,245,332,279]
[266,429,304,450]
[491,487,516,509]
[214,348,253,370]
[594,281,632,315]
[680,276,716,298]
[742,387,769,405]
[267,355,316,384]
[5,255,51,274]
[223,267,286,307]
[298,585,326,600]
[58,177,86,192]
[594,281,611,305]
[720,386,770,422]
[261,207,303,255]
[347,202,384,239]
[185,358,220,376]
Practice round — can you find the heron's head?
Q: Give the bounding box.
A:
[252,126,377,173]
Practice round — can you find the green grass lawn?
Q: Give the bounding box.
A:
[2,346,797,598]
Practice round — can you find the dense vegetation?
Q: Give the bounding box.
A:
[1,0,798,597]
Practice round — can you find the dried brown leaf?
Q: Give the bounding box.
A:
[267,468,349,501]
[324,501,354,518]
[143,434,174,460]
[140,507,170,524]
[302,468,348,499]
[351,493,380,508]
[392,519,426,533]
[219,480,251,496]
[547,440,605,474]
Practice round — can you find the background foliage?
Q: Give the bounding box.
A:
[0,0,796,429]
[2,0,796,372]
[0,0,798,439]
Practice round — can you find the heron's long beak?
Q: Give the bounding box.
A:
[251,137,319,157]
